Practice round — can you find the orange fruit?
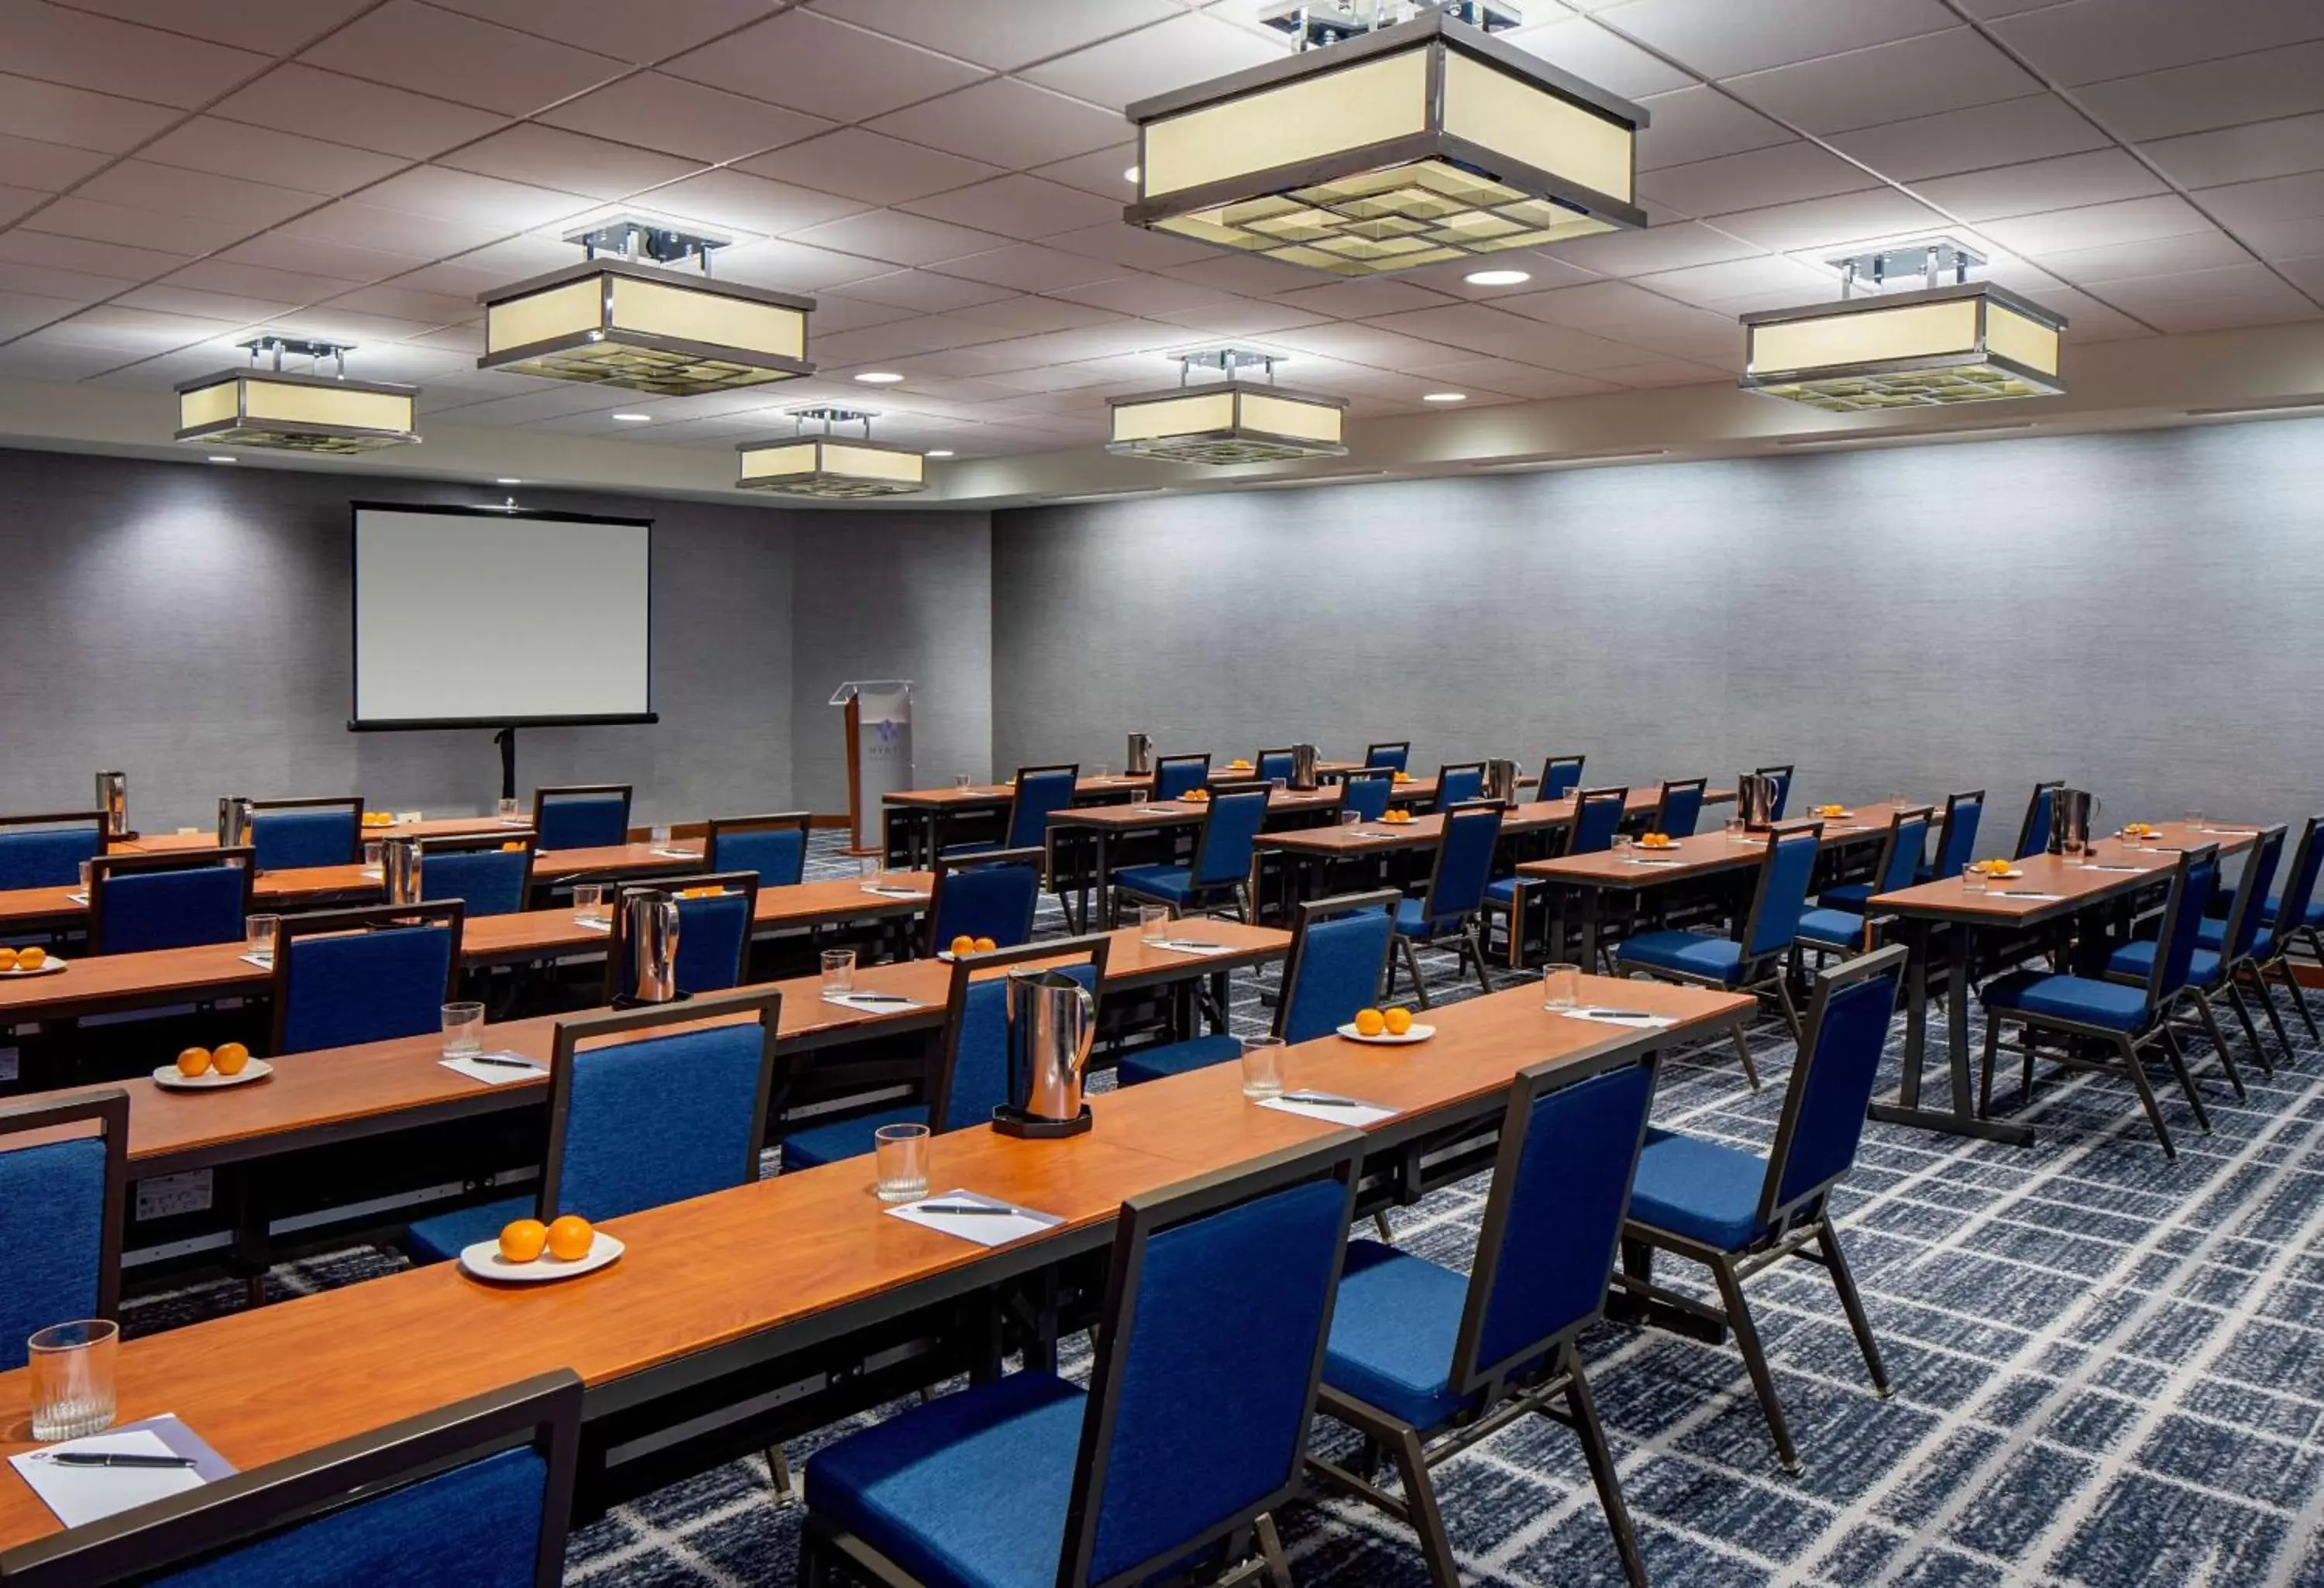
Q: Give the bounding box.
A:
[1384,1007,1415,1036]
[176,1047,212,1078]
[501,841,524,852]
[1353,1008,1386,1037]
[498,1218,547,1263]
[15,947,45,971]
[951,934,976,957]
[0,947,16,972]
[1392,771,1411,783]
[212,1041,249,1076]
[545,1214,593,1262]
[973,936,996,953]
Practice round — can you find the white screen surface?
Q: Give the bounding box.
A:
[352,507,652,724]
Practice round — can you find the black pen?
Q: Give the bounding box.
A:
[916,1203,1015,1217]
[462,1054,542,1070]
[1282,1093,1370,1109]
[46,1452,198,1469]
[1582,1009,1654,1020]
[837,992,916,1005]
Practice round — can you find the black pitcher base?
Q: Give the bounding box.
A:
[991,1105,1092,1139]
[612,989,695,1011]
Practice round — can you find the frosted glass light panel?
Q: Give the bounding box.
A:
[480,260,814,397]
[176,370,418,454]
[1741,283,2066,412]
[1124,9,1646,277]
[1107,382,1349,464]
[735,438,927,498]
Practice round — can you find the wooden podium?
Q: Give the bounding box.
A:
[831,679,914,856]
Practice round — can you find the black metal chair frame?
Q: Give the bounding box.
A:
[1537,754,1586,800]
[531,783,634,847]
[1795,805,1933,965]
[1149,752,1211,799]
[246,795,366,868]
[265,899,467,1055]
[598,870,762,1004]
[1270,889,1400,1033]
[84,847,256,956]
[1384,800,1503,1009]
[2014,779,2065,859]
[1483,785,1628,971]
[921,846,1044,957]
[0,1088,128,1322]
[2252,813,2324,1047]
[1363,741,1410,771]
[1752,763,1794,820]
[418,830,539,899]
[1118,783,1267,923]
[1649,776,1709,837]
[705,811,813,883]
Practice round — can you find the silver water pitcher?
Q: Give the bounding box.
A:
[95,772,128,840]
[1126,732,1153,778]
[217,795,252,848]
[994,967,1097,1138]
[1738,773,1782,831]
[626,890,682,1004]
[2051,788,2101,857]
[1483,757,1520,806]
[380,836,421,905]
[1291,743,1320,792]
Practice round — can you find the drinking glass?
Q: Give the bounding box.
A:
[861,854,889,892]
[873,1123,930,1203]
[1542,963,1583,1009]
[651,823,672,848]
[75,860,90,895]
[1725,817,1746,840]
[29,1320,118,1442]
[364,840,383,869]
[1093,764,1111,781]
[497,796,521,822]
[1239,1036,1286,1100]
[1341,810,1363,828]
[822,948,857,997]
[245,913,279,957]
[1270,777,1288,793]
[441,1000,485,1058]
[1612,833,1634,852]
[954,772,972,790]
[1964,863,1989,894]
[1136,905,1171,945]
[572,884,607,926]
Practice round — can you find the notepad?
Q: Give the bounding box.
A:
[11,1418,232,1529]
[1559,1007,1678,1029]
[821,990,927,1013]
[571,917,612,933]
[1144,937,1235,957]
[238,951,273,969]
[651,848,700,861]
[64,892,87,906]
[861,885,930,899]
[1259,1093,1397,1126]
[887,1189,1063,1247]
[440,1054,546,1087]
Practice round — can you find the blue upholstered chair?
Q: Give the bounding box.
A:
[247,797,362,872]
[2207,813,2324,1046]
[799,1135,1363,1588]
[1119,889,1397,1084]
[1483,785,1627,962]
[1979,844,2220,1160]
[1753,765,1794,821]
[1365,741,1411,774]
[706,811,810,889]
[267,902,462,1056]
[1255,748,1298,785]
[531,784,631,851]
[944,764,1078,858]
[0,1091,125,1374]
[924,847,1042,953]
[406,990,781,1262]
[1312,1057,1657,1587]
[1433,761,1485,809]
[1651,777,1708,839]
[1339,769,1394,823]
[2107,823,2284,1079]
[419,834,535,917]
[0,810,105,891]
[1616,947,1903,1476]
[1112,786,1267,922]
[600,872,760,1004]
[780,938,1109,1170]
[1822,788,1979,909]
[0,1373,582,1588]
[1614,821,1827,1090]
[1387,801,1503,1007]
[86,850,254,955]
[1796,806,1932,959]
[1538,754,1586,802]
[1151,753,1211,801]
[2015,779,2065,860]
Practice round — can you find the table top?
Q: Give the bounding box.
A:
[1049,787,1345,830]
[1258,786,1684,858]
[1870,820,2259,926]
[119,816,531,854]
[1515,799,1926,892]
[0,971,1742,1554]
[883,776,1151,809]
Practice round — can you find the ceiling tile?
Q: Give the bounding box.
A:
[1723,29,2041,136]
[136,118,407,196]
[0,338,134,379]
[537,74,830,164]
[359,166,596,231]
[425,0,777,63]
[1492,279,1743,356]
[0,184,50,228]
[741,129,1002,208]
[1495,17,1693,98]
[634,169,873,237]
[0,71,183,153]
[810,0,1181,72]
[211,65,511,159]
[1043,273,1239,315]
[1629,86,1795,171]
[1625,253,1831,310]
[923,242,1127,291]
[1597,357,1734,387]
[2235,215,2324,260]
[1029,143,1142,199]
[662,12,985,122]
[2198,171,2324,230]
[276,201,509,260]
[813,316,992,363]
[823,270,1023,311]
[2024,225,2252,284]
[298,2,625,116]
[74,160,328,229]
[947,297,1126,336]
[1640,141,1882,217]
[704,239,894,292]
[2090,262,2321,330]
[112,282,303,324]
[22,194,254,255]
[1828,94,2110,182]
[2012,283,2150,341]
[34,303,242,352]
[1914,148,2169,222]
[1267,319,1472,369]
[1271,278,1456,320]
[1018,12,1283,111]
[0,288,87,339]
[1040,221,1219,270]
[1976,193,2219,256]
[898,174,1122,239]
[2140,112,2324,191]
[1367,304,1648,371]
[2075,42,2324,142]
[0,132,112,191]
[1541,218,1763,277]
[0,229,191,284]
[1157,252,1327,296]
[2272,253,2324,297]
[0,259,139,303]
[1989,0,2324,88]
[162,256,368,302]
[1593,0,1958,79]
[1392,359,1623,400]
[318,282,483,325]
[786,210,1016,267]
[50,0,372,53]
[435,125,705,201]
[779,293,916,334]
[865,79,1129,170]
[0,2,269,109]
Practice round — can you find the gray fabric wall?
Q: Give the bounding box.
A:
[992,418,2324,848]
[0,448,991,831]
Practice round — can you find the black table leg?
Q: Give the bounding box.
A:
[1870,916,2033,1145]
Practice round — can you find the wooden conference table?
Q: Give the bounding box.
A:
[0,973,1748,1550]
[115,815,529,854]
[1047,787,1345,930]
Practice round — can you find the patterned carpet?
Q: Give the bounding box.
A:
[118,836,2324,1586]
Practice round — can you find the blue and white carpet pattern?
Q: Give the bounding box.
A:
[119,835,2324,1585]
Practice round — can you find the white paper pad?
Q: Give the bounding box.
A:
[11,1427,209,1529]
[571,917,612,933]
[862,885,930,899]
[1996,892,2066,901]
[64,892,87,905]
[821,990,927,1013]
[886,1189,1063,1247]
[238,951,273,969]
[1621,858,1683,868]
[1559,1007,1679,1029]
[360,866,383,879]
[1144,937,1236,957]
[2080,864,2145,873]
[651,848,700,861]
[441,1053,546,1086]
[1132,806,1181,815]
[497,818,531,827]
[1259,1094,1397,1126]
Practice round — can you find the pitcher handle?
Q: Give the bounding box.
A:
[1072,985,1098,1066]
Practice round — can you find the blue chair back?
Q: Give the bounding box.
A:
[1539,755,1585,802]
[0,814,104,891]
[540,993,778,1222]
[2150,845,2221,1005]
[1422,802,1504,924]
[1069,1139,1361,1587]
[2276,815,2324,938]
[1765,947,1906,1218]
[0,1092,125,1375]
[1278,892,1397,1043]
[2016,780,2064,859]
[249,803,359,871]
[708,815,808,888]
[534,787,630,851]
[1875,806,1934,895]
[273,909,459,1055]
[1339,771,1392,823]
[927,849,1041,950]
[1755,765,1793,821]
[1256,750,1297,785]
[1005,765,1079,849]
[1654,779,1707,838]
[1932,790,1984,878]
[1153,754,1210,800]
[420,846,531,917]
[2224,825,2287,962]
[1435,763,1484,807]
[1741,824,1824,961]
[1191,788,1269,889]
[1364,742,1410,774]
[1456,1060,1656,1390]
[607,876,758,1001]
[932,944,1105,1132]
[88,854,251,955]
[1569,787,1628,855]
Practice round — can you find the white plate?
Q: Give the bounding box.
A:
[1336,1022,1436,1045]
[458,1231,624,1284]
[1808,809,1855,820]
[934,949,996,962]
[151,1059,273,1091]
[0,955,67,978]
[1975,868,2025,880]
[1632,844,1683,856]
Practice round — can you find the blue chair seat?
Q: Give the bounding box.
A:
[2194,916,2274,958]
[1112,864,1195,904]
[1483,877,1525,906]
[2105,940,2222,987]
[1616,930,1745,985]
[1320,1239,1473,1430]
[1626,1128,1769,1251]
[806,1370,1083,1588]
[939,840,1002,859]
[1819,882,1875,911]
[406,1194,530,1264]
[1795,908,1867,951]
[1982,970,2150,1032]
[782,1105,927,1171]
[1392,896,1463,940]
[1116,1033,1241,1086]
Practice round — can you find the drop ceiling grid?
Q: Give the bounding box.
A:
[0,0,2316,459]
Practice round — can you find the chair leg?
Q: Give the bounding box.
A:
[1728,1018,1762,1091]
[2222,981,2268,1081]
[2243,966,2291,1066]
[767,1445,795,1504]
[1388,1423,1462,1588]
[1400,937,1432,1010]
[1978,1013,2002,1119]
[2277,955,2321,1043]
[1254,1512,1292,1588]
[1466,926,1494,998]
[2157,1022,2213,1129]
[2188,992,2244,1101]
[1709,1254,1800,1475]
[796,1527,828,1588]
[1373,1209,1394,1244]
[1562,1345,1648,1588]
[2117,1033,2179,1160]
[1817,1221,1889,1398]
[1772,975,1804,1047]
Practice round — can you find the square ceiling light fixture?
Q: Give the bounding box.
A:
[175,336,418,454]
[1741,241,2066,412]
[1108,349,1350,464]
[480,219,814,397]
[735,407,926,499]
[1122,2,1647,278]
